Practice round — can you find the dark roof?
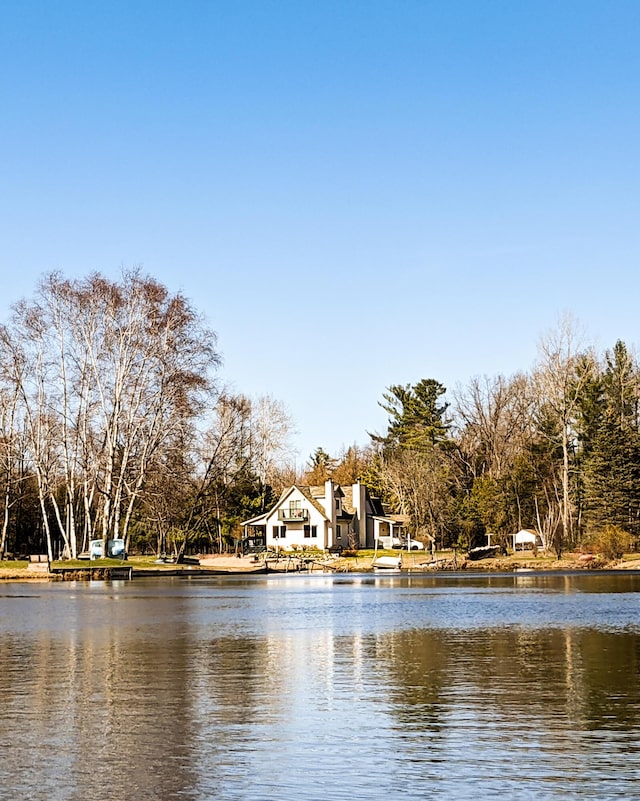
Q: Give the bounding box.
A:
[298,486,330,518]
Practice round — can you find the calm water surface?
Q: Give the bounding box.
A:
[1,572,640,800]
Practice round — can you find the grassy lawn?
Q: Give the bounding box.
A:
[51,556,186,570]
[50,558,130,569]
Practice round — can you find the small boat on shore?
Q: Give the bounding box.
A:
[373,555,402,570]
[467,545,500,561]
[208,563,269,575]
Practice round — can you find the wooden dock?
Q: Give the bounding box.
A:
[264,555,347,573]
[27,554,50,574]
[49,566,133,581]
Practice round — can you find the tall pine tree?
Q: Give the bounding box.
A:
[583,342,640,537]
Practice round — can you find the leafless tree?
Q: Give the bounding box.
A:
[454,372,535,480]
[533,314,595,546]
[0,376,23,557]
[379,446,453,548]
[249,394,296,508]
[177,391,253,556]
[3,270,220,557]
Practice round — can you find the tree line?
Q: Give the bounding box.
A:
[357,316,640,558]
[0,275,637,560]
[0,271,295,559]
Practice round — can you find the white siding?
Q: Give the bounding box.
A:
[264,487,328,550]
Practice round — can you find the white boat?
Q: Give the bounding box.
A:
[373,555,402,570]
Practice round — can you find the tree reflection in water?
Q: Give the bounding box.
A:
[0,575,639,800]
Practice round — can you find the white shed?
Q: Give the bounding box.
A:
[513,529,542,550]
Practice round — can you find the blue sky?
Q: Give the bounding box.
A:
[2,1,639,464]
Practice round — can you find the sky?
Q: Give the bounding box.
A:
[2,1,640,465]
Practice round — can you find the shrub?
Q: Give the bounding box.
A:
[596,525,631,561]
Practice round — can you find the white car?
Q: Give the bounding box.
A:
[402,539,425,551]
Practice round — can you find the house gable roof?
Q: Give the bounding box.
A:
[297,486,330,519]
[242,481,379,527]
[242,484,330,527]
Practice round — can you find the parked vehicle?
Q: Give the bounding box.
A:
[401,539,425,551]
[89,538,127,560]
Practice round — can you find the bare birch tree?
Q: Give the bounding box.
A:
[0,378,22,557]
[250,394,296,509]
[2,270,220,557]
[1,301,71,559]
[533,314,595,547]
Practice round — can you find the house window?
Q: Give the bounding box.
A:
[312,525,317,538]
[279,525,286,539]
[336,524,342,540]
[289,500,302,518]
[304,525,310,538]
[272,525,280,539]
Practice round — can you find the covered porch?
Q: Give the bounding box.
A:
[372,514,407,544]
[241,514,268,554]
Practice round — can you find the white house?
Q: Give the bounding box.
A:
[242,480,390,552]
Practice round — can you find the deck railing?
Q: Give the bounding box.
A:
[278,508,309,521]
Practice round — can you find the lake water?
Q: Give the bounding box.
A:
[1,571,640,800]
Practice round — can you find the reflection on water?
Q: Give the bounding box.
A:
[1,573,640,799]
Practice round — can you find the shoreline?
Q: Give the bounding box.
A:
[2,551,640,580]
